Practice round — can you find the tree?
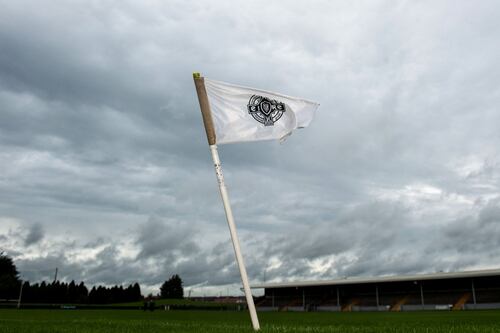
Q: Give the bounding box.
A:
[0,252,21,300]
[124,283,141,302]
[160,274,183,299]
[88,286,97,304]
[132,282,142,301]
[67,280,77,303]
[77,282,88,303]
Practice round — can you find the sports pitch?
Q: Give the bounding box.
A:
[1,310,500,333]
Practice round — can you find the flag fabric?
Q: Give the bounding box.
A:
[204,78,319,144]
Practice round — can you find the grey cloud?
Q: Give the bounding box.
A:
[442,198,500,254]
[16,254,79,282]
[1,1,500,294]
[24,223,44,246]
[135,216,200,259]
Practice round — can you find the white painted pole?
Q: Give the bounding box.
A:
[209,144,260,330]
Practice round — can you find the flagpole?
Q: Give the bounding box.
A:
[193,72,260,331]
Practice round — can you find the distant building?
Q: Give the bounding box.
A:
[251,269,500,312]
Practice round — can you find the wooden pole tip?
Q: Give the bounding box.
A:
[193,72,201,79]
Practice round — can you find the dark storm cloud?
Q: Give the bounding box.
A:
[135,217,200,259]
[1,0,500,295]
[16,254,79,282]
[24,223,44,246]
[442,198,500,254]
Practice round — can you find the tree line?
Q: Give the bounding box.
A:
[1,252,141,304]
[21,280,142,304]
[1,252,184,304]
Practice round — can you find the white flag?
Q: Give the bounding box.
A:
[204,78,319,144]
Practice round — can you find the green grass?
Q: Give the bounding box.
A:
[0,309,499,333]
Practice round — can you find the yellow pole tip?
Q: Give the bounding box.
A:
[193,72,201,78]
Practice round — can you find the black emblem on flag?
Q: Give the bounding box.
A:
[247,95,286,126]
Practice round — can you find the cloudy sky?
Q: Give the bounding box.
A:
[1,1,500,296]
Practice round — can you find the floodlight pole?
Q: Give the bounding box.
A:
[471,279,477,308]
[420,284,425,309]
[193,72,260,331]
[336,287,340,308]
[17,280,24,309]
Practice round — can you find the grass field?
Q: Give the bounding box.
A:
[1,309,499,333]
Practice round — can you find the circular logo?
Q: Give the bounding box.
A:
[247,95,286,126]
